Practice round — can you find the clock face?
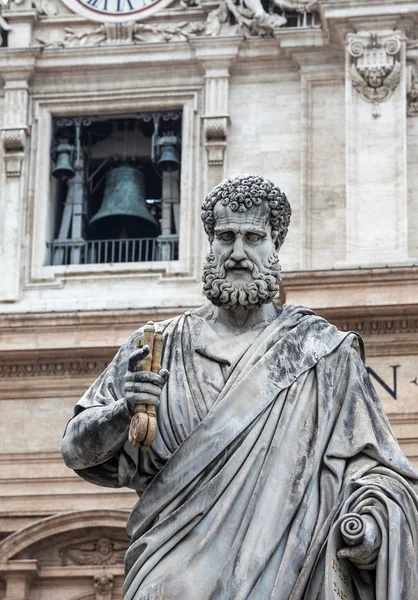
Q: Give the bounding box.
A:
[61,0,173,22]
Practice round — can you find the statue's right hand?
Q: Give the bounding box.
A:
[124,345,169,415]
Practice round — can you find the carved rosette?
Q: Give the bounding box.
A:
[348,32,403,115]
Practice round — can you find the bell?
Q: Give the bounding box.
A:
[52,152,75,181]
[89,166,159,240]
[157,145,179,172]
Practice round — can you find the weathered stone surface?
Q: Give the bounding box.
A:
[62,175,418,599]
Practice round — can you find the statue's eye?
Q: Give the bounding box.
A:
[247,233,262,243]
[219,232,234,242]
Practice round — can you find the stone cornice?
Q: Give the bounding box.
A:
[0,48,39,83]
[319,0,418,18]
[0,300,416,370]
[284,265,418,286]
[34,40,198,71]
[0,351,112,379]
[318,0,418,46]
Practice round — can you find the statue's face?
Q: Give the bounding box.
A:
[202,201,281,310]
[97,539,112,555]
[212,201,274,282]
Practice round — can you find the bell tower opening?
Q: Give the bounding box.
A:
[47,112,181,266]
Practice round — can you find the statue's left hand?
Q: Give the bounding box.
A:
[337,514,382,568]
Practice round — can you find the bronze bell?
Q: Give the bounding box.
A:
[89,166,159,240]
[52,151,75,181]
[157,145,179,172]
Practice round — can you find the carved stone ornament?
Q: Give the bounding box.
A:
[0,358,109,378]
[94,575,114,600]
[348,32,402,118]
[0,0,58,16]
[1,128,27,177]
[407,64,418,116]
[36,0,318,46]
[203,0,317,38]
[37,20,206,47]
[59,537,128,566]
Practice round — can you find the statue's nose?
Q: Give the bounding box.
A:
[230,237,246,262]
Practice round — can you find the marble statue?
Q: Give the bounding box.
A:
[62,174,418,599]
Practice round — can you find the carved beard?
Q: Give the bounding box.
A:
[202,250,281,310]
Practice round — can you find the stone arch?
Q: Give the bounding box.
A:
[0,509,129,561]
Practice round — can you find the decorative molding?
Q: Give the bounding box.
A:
[133,20,205,42]
[329,315,418,337]
[348,31,402,118]
[37,19,206,47]
[0,358,110,378]
[35,0,320,47]
[60,538,127,566]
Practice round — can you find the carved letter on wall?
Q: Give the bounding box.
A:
[348,32,402,118]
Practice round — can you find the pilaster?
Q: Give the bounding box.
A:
[0,560,39,600]
[342,29,410,266]
[0,53,36,302]
[190,37,241,191]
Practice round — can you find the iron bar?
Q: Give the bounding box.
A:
[47,237,179,266]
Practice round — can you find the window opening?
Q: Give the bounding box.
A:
[48,112,181,266]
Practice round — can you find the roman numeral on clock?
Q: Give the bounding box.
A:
[86,0,108,9]
[116,0,133,10]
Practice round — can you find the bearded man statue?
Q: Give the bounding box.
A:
[62,174,418,600]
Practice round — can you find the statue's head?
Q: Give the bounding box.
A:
[201,174,291,310]
[97,538,112,556]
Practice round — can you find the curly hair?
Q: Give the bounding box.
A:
[201,174,291,248]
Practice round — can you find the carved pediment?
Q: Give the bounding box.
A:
[13,527,129,567]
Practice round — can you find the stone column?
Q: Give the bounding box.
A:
[343,30,409,266]
[0,55,35,301]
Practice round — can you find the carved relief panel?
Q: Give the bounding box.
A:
[348,32,402,118]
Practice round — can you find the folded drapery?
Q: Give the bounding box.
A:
[70,304,418,600]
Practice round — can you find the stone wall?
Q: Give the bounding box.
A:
[0,0,417,598]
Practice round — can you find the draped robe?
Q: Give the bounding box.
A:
[71,304,418,599]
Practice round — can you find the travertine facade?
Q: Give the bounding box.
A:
[0,0,417,598]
